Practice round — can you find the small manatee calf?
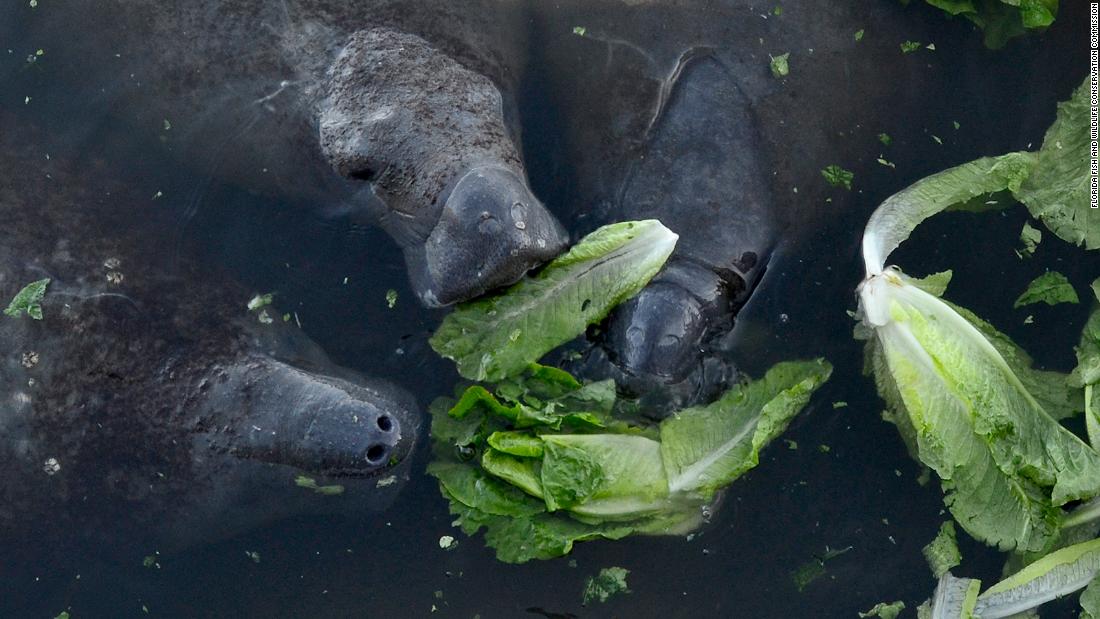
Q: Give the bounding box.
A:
[0,119,419,563]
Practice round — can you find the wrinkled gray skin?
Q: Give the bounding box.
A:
[3,1,1048,408]
[0,118,418,562]
[8,0,569,309]
[528,1,1039,407]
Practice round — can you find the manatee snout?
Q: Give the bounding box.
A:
[203,357,418,478]
[605,261,738,393]
[406,166,566,306]
[319,28,567,307]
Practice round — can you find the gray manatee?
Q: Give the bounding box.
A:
[7,0,568,308]
[526,0,1076,404]
[0,117,419,562]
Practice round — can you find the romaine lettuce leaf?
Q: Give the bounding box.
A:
[861,154,1035,276]
[928,573,981,619]
[1016,80,1096,249]
[975,537,1100,617]
[427,360,830,562]
[659,359,833,497]
[1081,574,1100,618]
[431,220,677,381]
[859,269,1100,551]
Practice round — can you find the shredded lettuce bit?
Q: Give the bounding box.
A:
[4,278,50,320]
[1013,271,1079,308]
[923,521,962,578]
[427,360,831,563]
[582,567,630,604]
[858,601,905,619]
[430,220,677,382]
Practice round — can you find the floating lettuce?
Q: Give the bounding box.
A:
[861,77,1092,269]
[430,220,677,381]
[923,0,1058,49]
[921,537,1100,618]
[427,360,831,563]
[1013,270,1079,308]
[923,521,962,579]
[859,266,1100,552]
[856,75,1099,554]
[4,278,50,320]
[1015,78,1095,248]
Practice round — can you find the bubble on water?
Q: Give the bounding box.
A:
[43,457,60,475]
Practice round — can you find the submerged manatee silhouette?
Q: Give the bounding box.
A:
[0,118,419,563]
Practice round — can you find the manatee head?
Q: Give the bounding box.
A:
[318,28,567,307]
[199,356,418,478]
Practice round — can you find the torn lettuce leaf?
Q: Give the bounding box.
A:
[427,360,831,563]
[858,268,1100,552]
[1016,79,1095,249]
[660,359,833,497]
[861,153,1035,276]
[924,521,963,579]
[1081,574,1100,618]
[1013,271,1079,308]
[430,220,677,381]
[858,601,905,619]
[926,573,981,619]
[1018,221,1042,258]
[923,0,1058,49]
[4,278,50,320]
[582,567,631,604]
[974,537,1100,618]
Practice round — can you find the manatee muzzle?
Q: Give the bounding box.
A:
[200,357,418,478]
[405,165,567,306]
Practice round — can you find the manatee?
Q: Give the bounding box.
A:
[8,0,568,307]
[523,1,1075,405]
[0,117,419,563]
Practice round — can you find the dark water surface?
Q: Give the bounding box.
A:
[1,2,1096,618]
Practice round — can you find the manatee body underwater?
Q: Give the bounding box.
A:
[0,117,419,572]
[0,0,1089,616]
[5,0,1068,407]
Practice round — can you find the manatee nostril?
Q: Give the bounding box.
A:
[366,444,388,464]
[376,415,394,432]
[347,167,377,182]
[477,211,502,235]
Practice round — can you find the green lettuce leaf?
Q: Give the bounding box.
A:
[927,573,981,619]
[924,521,963,579]
[659,359,833,497]
[1081,574,1100,619]
[925,0,1058,49]
[430,220,677,381]
[4,278,50,320]
[1015,79,1096,249]
[976,537,1100,617]
[427,360,830,562]
[1013,271,1079,308]
[861,154,1035,275]
[859,269,1100,552]
[582,567,631,604]
[858,601,905,619]
[1018,221,1042,258]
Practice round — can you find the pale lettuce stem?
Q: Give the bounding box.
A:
[1064,496,1100,529]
